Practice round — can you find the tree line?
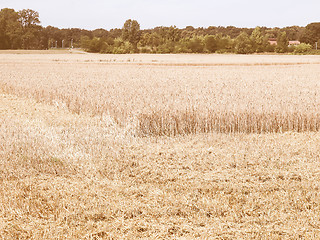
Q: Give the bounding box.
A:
[1,8,320,54]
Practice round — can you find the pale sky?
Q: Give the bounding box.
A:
[1,0,319,30]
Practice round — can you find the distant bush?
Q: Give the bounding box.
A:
[306,49,320,55]
[140,47,152,53]
[293,43,313,54]
[288,45,296,53]
[111,39,134,54]
[156,43,174,53]
[216,49,234,54]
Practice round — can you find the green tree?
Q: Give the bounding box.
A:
[122,19,140,50]
[112,37,134,54]
[155,26,181,44]
[275,31,288,53]
[86,37,105,53]
[92,28,109,39]
[18,9,41,49]
[215,34,233,52]
[80,36,91,50]
[187,36,204,53]
[235,32,254,54]
[166,26,181,42]
[250,27,266,52]
[204,35,217,53]
[18,9,40,28]
[45,26,63,48]
[300,22,320,45]
[0,8,21,49]
[282,26,304,41]
[139,32,161,48]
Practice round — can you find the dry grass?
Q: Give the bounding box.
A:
[1,53,320,239]
[1,54,320,136]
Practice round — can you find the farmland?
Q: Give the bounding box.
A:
[1,52,320,239]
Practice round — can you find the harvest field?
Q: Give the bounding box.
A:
[1,52,320,239]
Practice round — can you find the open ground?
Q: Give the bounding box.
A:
[1,52,320,239]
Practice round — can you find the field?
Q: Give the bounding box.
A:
[1,52,320,239]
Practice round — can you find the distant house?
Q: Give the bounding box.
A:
[268,38,277,45]
[288,40,300,46]
[268,39,301,46]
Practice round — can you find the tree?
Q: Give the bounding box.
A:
[300,22,320,45]
[18,9,41,49]
[250,27,266,52]
[0,8,21,49]
[204,35,217,53]
[92,28,109,39]
[122,19,140,49]
[45,26,63,48]
[18,9,40,28]
[235,32,254,54]
[215,34,233,52]
[275,31,288,53]
[155,26,181,44]
[89,37,105,53]
[282,26,304,41]
[166,26,181,42]
[80,36,91,50]
[187,36,204,53]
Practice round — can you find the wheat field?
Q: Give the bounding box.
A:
[1,52,320,239]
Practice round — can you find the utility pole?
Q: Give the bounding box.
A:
[316,42,318,50]
[71,39,73,49]
[62,40,64,48]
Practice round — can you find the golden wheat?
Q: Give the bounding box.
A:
[1,53,320,239]
[1,53,320,136]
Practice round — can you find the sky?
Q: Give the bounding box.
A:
[1,0,319,30]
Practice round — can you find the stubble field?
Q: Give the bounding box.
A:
[1,52,320,239]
